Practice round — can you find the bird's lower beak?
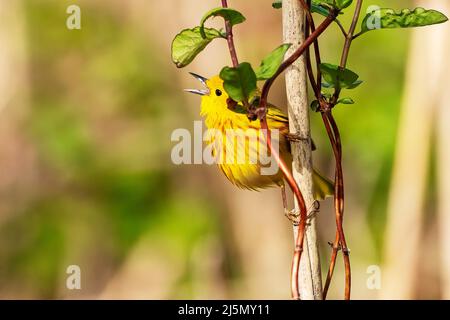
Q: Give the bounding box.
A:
[184,72,210,96]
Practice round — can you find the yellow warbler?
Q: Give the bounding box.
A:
[186,73,333,201]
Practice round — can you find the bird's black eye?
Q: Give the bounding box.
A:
[215,89,222,96]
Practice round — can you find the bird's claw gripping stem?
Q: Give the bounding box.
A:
[284,201,320,226]
[285,209,301,226]
[286,132,307,142]
[286,133,317,151]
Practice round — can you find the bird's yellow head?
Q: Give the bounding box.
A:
[185,73,229,117]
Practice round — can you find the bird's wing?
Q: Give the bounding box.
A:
[267,104,319,152]
[266,104,289,124]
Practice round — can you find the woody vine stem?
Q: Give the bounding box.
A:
[320,0,363,300]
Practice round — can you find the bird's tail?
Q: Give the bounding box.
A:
[312,169,334,200]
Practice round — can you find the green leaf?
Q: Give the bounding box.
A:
[255,44,291,80]
[361,7,448,34]
[171,27,224,68]
[346,80,362,89]
[310,100,320,111]
[336,0,353,10]
[272,1,282,9]
[337,97,355,105]
[220,63,257,103]
[319,63,361,90]
[318,0,353,10]
[200,8,246,38]
[312,2,331,16]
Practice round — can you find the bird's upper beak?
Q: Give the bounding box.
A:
[184,72,210,96]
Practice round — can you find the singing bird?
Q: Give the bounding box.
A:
[186,73,333,218]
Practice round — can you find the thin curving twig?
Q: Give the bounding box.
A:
[221,0,239,67]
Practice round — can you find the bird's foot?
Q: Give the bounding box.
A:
[284,201,320,226]
[286,133,317,151]
[285,209,301,226]
[307,200,320,220]
[285,132,307,142]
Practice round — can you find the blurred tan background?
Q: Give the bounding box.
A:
[0,0,449,299]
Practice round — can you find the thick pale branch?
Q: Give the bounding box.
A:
[282,0,323,300]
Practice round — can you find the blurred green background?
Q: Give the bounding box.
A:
[0,0,448,299]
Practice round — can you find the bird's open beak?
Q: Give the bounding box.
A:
[184,72,210,96]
